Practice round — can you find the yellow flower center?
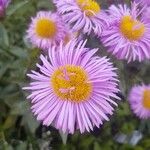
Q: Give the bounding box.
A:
[77,0,100,17]
[51,65,92,102]
[36,19,57,38]
[143,89,150,109]
[120,16,145,41]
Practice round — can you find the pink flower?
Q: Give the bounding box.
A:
[26,11,76,50]
[128,84,150,119]
[54,0,109,36]
[101,3,150,62]
[0,0,10,18]
[23,39,120,134]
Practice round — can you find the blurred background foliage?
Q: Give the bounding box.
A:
[0,0,150,149]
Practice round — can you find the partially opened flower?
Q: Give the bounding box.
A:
[101,3,150,62]
[23,40,120,134]
[54,0,108,36]
[0,0,10,18]
[128,84,150,119]
[26,11,71,50]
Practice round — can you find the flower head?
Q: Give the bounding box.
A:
[54,0,109,36]
[101,3,150,62]
[128,84,150,119]
[26,11,75,50]
[23,40,120,134]
[0,0,10,18]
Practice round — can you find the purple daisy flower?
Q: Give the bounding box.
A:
[23,39,120,134]
[101,3,150,62]
[26,11,73,50]
[128,84,150,119]
[54,0,109,36]
[0,0,10,18]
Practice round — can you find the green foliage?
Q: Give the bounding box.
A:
[0,0,150,150]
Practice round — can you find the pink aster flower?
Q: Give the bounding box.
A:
[54,0,109,36]
[23,39,120,134]
[26,11,75,50]
[128,84,150,119]
[0,0,10,18]
[101,3,150,62]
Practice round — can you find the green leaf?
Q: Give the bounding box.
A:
[7,1,29,16]
[10,46,28,58]
[0,23,9,47]
[3,116,17,130]
[10,101,29,115]
[22,110,39,134]
[16,142,27,150]
[37,0,55,10]
[94,142,101,150]
[0,63,9,79]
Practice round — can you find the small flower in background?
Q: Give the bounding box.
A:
[101,3,150,62]
[128,84,150,119]
[23,40,120,134]
[0,0,10,18]
[54,0,109,36]
[26,11,76,50]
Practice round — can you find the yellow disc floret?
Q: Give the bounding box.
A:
[36,19,57,38]
[51,65,92,102]
[120,16,145,41]
[143,89,150,109]
[77,0,100,17]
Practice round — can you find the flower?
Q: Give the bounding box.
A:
[101,3,150,62]
[128,84,150,119]
[0,0,10,18]
[54,0,109,36]
[26,11,74,50]
[23,40,120,134]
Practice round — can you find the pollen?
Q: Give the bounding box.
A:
[51,65,92,102]
[143,89,150,109]
[77,0,100,17]
[36,18,57,38]
[120,16,145,41]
